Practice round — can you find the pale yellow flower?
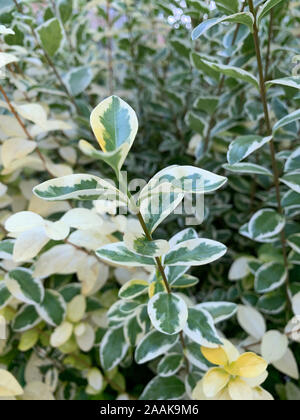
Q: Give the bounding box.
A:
[192,340,273,401]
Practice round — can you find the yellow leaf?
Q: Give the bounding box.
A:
[226,353,267,378]
[228,377,253,401]
[202,368,230,398]
[201,346,228,366]
[18,329,39,352]
[253,386,274,401]
[0,370,23,397]
[50,322,73,348]
[67,295,86,323]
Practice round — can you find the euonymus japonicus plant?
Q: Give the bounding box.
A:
[32,95,268,400]
[188,0,300,400]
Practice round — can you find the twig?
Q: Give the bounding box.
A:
[248,0,292,311]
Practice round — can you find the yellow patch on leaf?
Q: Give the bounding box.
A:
[226,353,267,378]
[202,368,230,398]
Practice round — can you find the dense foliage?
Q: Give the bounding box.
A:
[0,0,299,401]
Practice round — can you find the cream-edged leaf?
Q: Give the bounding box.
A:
[164,238,227,267]
[135,329,179,364]
[148,292,188,335]
[96,242,156,267]
[237,305,266,340]
[261,330,288,363]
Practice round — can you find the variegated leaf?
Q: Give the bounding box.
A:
[287,234,300,254]
[280,172,300,194]
[223,163,272,176]
[12,305,41,332]
[135,329,179,364]
[6,268,44,305]
[192,12,254,40]
[166,228,199,285]
[183,307,222,348]
[273,110,300,135]
[227,135,272,165]
[0,281,11,309]
[96,242,156,267]
[285,147,300,173]
[37,290,66,327]
[163,238,227,267]
[148,292,188,335]
[90,96,138,172]
[255,263,287,294]
[33,174,127,203]
[124,231,169,257]
[195,302,238,324]
[119,279,149,300]
[100,326,129,371]
[249,209,285,241]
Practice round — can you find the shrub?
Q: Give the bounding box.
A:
[0,0,299,401]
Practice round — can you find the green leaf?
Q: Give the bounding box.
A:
[6,268,44,305]
[215,0,239,13]
[255,262,287,294]
[90,96,138,172]
[148,292,188,335]
[0,240,14,259]
[33,174,127,203]
[135,330,179,364]
[100,326,129,371]
[12,305,41,332]
[192,13,254,41]
[64,66,93,96]
[200,59,259,88]
[124,232,169,257]
[273,110,300,134]
[280,172,300,194]
[195,302,237,324]
[285,147,300,172]
[223,163,272,176]
[37,290,66,327]
[0,282,11,310]
[166,228,199,285]
[191,52,220,80]
[257,291,286,315]
[96,242,156,267]
[37,18,63,57]
[119,279,149,300]
[227,135,272,165]
[194,96,219,115]
[287,234,300,254]
[157,353,184,377]
[183,307,222,347]
[58,0,73,23]
[249,209,285,241]
[281,190,300,209]
[124,315,144,347]
[266,77,300,90]
[164,238,227,266]
[139,375,185,400]
[171,274,199,288]
[257,0,285,25]
[185,111,206,134]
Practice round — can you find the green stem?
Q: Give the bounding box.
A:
[248,0,292,311]
[117,172,189,371]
